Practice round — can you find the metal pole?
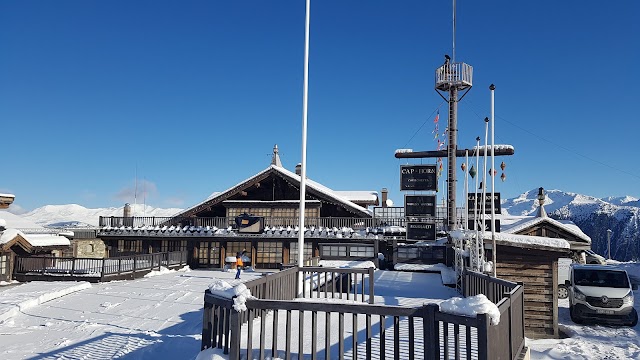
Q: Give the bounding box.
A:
[607,229,612,260]
[464,150,469,230]
[490,84,497,277]
[481,118,489,272]
[474,137,481,271]
[298,0,311,295]
[447,87,458,230]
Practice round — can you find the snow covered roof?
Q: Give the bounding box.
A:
[333,191,379,205]
[177,165,374,218]
[0,229,70,248]
[499,214,591,245]
[482,232,570,251]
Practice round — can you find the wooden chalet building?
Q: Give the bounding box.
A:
[98,146,388,269]
[478,193,591,339]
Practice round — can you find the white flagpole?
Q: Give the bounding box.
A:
[298,0,311,295]
[481,118,489,272]
[464,150,469,230]
[474,137,481,271]
[490,84,497,277]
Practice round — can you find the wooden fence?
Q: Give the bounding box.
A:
[14,251,188,282]
[202,267,525,360]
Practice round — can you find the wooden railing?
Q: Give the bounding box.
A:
[202,268,526,360]
[14,251,188,281]
[98,215,443,231]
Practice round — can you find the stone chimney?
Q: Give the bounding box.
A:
[381,188,388,207]
[295,163,302,175]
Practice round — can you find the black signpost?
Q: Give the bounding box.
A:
[405,195,436,217]
[400,165,437,191]
[406,222,436,241]
[467,192,501,215]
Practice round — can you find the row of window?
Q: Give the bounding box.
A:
[227,207,320,219]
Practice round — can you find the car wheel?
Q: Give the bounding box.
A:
[570,306,582,324]
[558,285,569,299]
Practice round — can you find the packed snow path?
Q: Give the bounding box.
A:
[0,268,264,359]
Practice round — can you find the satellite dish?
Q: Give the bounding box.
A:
[385,199,394,207]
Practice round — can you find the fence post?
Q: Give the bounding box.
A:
[202,300,213,350]
[101,258,106,281]
[368,267,374,304]
[118,258,122,276]
[133,256,137,275]
[477,313,491,360]
[228,308,241,360]
[424,303,439,360]
[42,257,46,275]
[71,257,76,276]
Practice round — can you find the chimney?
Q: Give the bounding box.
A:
[381,188,388,207]
[295,163,302,176]
[536,187,547,218]
[124,203,132,218]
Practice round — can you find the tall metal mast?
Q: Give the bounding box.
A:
[435,55,472,229]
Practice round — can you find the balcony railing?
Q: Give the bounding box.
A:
[98,209,480,231]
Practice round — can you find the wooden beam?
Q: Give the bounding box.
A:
[395,147,515,159]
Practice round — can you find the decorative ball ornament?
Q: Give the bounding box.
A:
[461,163,466,172]
[500,161,506,171]
[501,173,506,182]
[469,165,477,178]
[489,169,497,176]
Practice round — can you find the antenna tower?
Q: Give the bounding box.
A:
[435,0,473,231]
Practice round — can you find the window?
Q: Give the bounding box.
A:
[198,241,220,266]
[290,242,313,263]
[256,242,283,268]
[350,246,374,258]
[321,245,347,257]
[0,254,7,275]
[227,242,252,262]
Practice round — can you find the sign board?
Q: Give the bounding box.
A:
[467,193,501,214]
[404,195,436,217]
[467,219,501,232]
[400,165,437,191]
[406,222,436,241]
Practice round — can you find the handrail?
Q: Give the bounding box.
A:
[202,268,525,360]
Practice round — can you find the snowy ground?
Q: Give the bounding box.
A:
[528,261,640,359]
[1,263,639,359]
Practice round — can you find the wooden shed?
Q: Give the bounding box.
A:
[484,232,570,339]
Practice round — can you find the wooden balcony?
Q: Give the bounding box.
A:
[98,216,412,231]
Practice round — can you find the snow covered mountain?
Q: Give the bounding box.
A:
[502,189,640,261]
[2,204,183,228]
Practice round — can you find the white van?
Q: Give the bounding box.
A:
[566,264,638,326]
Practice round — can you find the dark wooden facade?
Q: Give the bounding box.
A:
[100,236,378,270]
[491,243,569,338]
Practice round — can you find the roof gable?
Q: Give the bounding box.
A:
[175,165,372,218]
[500,215,591,246]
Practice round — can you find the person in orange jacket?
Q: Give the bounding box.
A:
[235,252,243,279]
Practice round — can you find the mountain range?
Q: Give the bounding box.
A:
[2,190,639,261]
[502,189,640,261]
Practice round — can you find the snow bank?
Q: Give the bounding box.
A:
[143,265,191,278]
[194,347,228,360]
[208,279,254,312]
[394,263,457,285]
[439,294,501,325]
[0,281,92,323]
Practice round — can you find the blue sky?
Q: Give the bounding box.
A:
[1,0,638,212]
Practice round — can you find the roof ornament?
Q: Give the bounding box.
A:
[271,144,283,167]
